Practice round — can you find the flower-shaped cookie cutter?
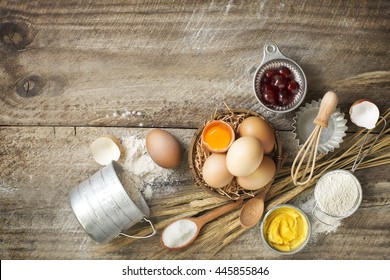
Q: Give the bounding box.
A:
[292,99,347,154]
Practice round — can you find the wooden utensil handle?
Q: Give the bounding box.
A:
[196,199,244,227]
[313,91,339,128]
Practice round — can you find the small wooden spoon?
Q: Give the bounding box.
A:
[161,199,243,250]
[239,184,271,228]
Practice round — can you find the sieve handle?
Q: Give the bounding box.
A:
[351,117,387,172]
[118,218,157,239]
[261,42,287,64]
[312,204,340,226]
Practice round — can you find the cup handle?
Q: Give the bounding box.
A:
[117,218,157,239]
[312,204,340,226]
[261,42,287,64]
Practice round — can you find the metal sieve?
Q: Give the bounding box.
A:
[253,42,307,113]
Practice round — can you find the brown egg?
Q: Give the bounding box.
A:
[237,156,276,190]
[238,116,275,154]
[146,129,182,169]
[202,153,234,189]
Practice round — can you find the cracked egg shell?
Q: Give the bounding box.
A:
[350,99,379,129]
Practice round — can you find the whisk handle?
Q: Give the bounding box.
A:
[314,91,339,128]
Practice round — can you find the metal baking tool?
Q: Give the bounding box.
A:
[292,99,347,154]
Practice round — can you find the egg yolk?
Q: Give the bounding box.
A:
[203,122,232,150]
[263,206,308,252]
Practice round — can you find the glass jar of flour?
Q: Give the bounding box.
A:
[313,170,362,225]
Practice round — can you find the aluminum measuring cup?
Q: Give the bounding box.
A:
[69,161,156,243]
[253,42,307,113]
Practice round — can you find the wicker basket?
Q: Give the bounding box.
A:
[188,108,284,200]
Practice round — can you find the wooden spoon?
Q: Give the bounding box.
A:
[239,184,271,228]
[161,199,243,250]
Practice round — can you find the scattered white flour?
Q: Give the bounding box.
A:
[121,110,132,118]
[107,109,144,119]
[143,185,154,200]
[119,135,174,200]
[315,171,359,217]
[291,189,341,241]
[162,219,198,248]
[120,110,143,118]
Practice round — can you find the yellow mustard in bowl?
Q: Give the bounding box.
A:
[261,205,310,253]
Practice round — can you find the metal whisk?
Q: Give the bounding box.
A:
[291,91,339,186]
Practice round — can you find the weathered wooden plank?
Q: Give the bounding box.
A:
[1,126,389,259]
[0,1,389,129]
[0,126,194,259]
[1,0,389,260]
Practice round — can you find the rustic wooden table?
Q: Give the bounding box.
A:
[1,1,389,260]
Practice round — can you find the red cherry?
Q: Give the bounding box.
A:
[278,67,292,79]
[278,90,290,106]
[264,70,275,79]
[262,84,277,104]
[261,75,269,84]
[271,75,287,89]
[287,81,299,94]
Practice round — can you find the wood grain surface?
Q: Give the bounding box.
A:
[0,0,389,260]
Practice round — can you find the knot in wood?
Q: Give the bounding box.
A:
[16,75,45,98]
[0,21,30,52]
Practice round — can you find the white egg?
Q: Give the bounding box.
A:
[226,136,264,177]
